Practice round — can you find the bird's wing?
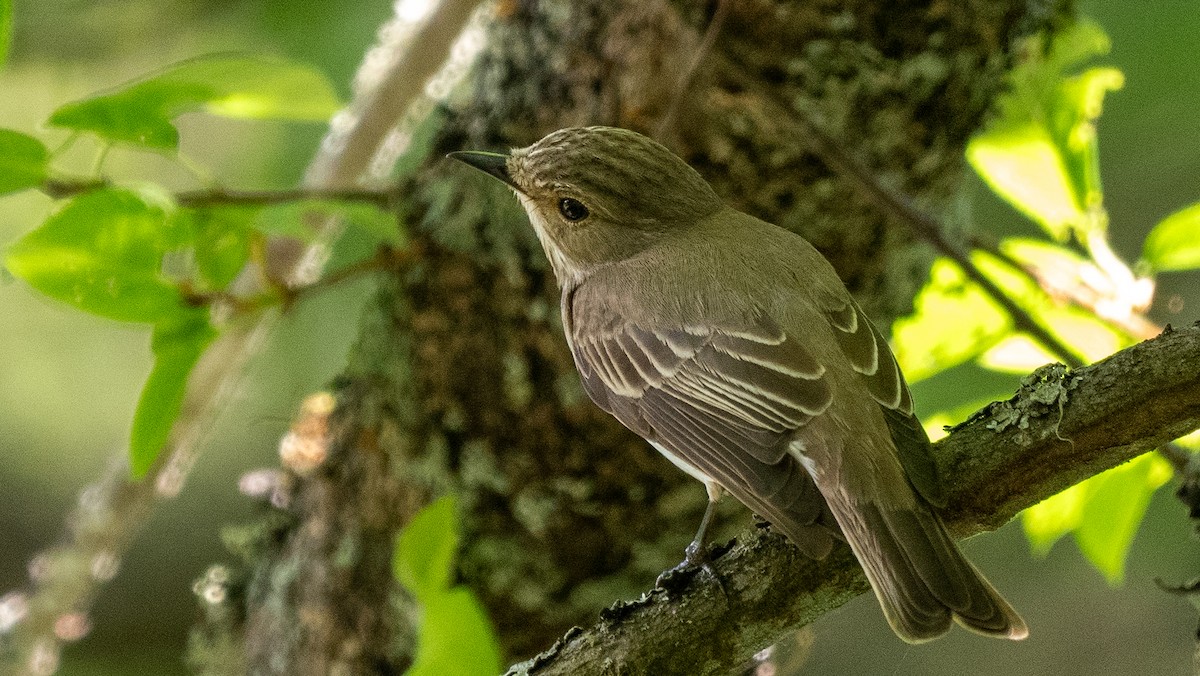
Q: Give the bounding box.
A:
[567,296,839,558]
[818,294,945,506]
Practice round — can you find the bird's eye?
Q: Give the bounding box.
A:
[558,197,589,222]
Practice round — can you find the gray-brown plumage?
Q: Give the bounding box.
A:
[449,126,1027,643]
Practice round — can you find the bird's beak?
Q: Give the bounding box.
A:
[447,150,516,190]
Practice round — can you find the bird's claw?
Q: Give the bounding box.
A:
[655,542,728,599]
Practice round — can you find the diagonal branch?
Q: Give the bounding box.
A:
[507,324,1200,676]
[736,75,1088,369]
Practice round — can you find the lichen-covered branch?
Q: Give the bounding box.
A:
[506,324,1200,675]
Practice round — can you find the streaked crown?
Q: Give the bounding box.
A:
[509,127,723,225]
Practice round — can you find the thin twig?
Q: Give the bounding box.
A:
[739,76,1087,368]
[969,231,1161,341]
[655,0,732,140]
[40,178,399,210]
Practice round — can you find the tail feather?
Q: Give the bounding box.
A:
[842,501,1027,643]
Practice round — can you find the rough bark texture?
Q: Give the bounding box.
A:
[200,0,1087,673]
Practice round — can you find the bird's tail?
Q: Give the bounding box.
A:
[834,498,1028,643]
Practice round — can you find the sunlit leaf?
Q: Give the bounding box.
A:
[176,206,258,290]
[968,19,1123,240]
[968,128,1082,238]
[1022,483,1087,556]
[48,54,342,149]
[892,259,1012,382]
[4,188,183,322]
[1142,202,1200,272]
[972,250,1050,309]
[977,238,1130,369]
[1174,428,1200,453]
[980,307,1124,371]
[979,335,1054,373]
[968,249,1113,366]
[1074,453,1173,584]
[252,202,319,241]
[394,495,460,602]
[129,311,218,477]
[252,200,398,244]
[393,496,501,676]
[1000,237,1089,273]
[1024,453,1172,583]
[1056,66,1124,215]
[407,588,502,676]
[0,129,49,195]
[343,203,403,247]
[0,0,11,70]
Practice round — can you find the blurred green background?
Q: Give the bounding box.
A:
[1,1,1197,674]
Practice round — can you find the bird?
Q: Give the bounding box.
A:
[449,125,1027,643]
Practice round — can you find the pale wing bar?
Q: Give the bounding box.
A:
[570,313,841,558]
[823,297,944,506]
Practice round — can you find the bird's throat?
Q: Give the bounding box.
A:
[517,193,584,287]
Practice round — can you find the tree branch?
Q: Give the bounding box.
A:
[508,324,1200,676]
[40,177,400,209]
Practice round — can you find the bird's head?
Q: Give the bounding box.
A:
[450,126,723,284]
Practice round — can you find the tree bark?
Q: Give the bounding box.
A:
[202,0,1093,673]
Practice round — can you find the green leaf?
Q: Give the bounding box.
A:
[979,304,1125,371]
[251,202,318,241]
[407,588,502,676]
[1074,453,1173,584]
[1174,428,1200,453]
[0,129,49,195]
[5,188,183,322]
[129,311,218,477]
[967,19,1123,240]
[394,495,460,602]
[176,206,258,290]
[252,200,398,244]
[1022,482,1087,556]
[967,127,1083,238]
[999,237,1089,271]
[1142,202,1200,272]
[343,203,403,247]
[393,496,502,676]
[971,238,1129,371]
[892,258,1012,383]
[1023,453,1172,583]
[48,54,342,149]
[0,0,11,71]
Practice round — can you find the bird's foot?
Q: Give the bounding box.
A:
[655,541,727,599]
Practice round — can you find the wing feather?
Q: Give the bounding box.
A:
[821,296,943,505]
[569,299,839,557]
[641,389,835,559]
